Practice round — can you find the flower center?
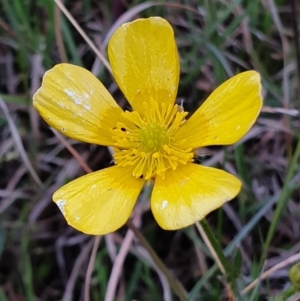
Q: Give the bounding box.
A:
[138,123,169,152]
[111,99,194,180]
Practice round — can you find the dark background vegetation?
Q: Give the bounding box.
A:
[0,0,299,300]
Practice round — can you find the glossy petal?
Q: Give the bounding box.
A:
[108,17,179,115]
[53,166,144,235]
[33,64,124,146]
[174,71,263,148]
[151,163,241,230]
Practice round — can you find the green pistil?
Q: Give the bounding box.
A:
[138,123,169,152]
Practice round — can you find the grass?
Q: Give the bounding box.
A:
[0,0,300,300]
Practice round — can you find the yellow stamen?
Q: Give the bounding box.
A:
[112,100,193,180]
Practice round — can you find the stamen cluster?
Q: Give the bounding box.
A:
[112,99,194,180]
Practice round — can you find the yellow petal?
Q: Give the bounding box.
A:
[151,163,241,230]
[53,166,144,235]
[108,17,179,114]
[174,71,263,148]
[33,64,124,146]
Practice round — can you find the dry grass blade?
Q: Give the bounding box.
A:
[0,96,42,186]
[84,236,102,301]
[103,2,158,48]
[287,293,300,301]
[242,252,300,294]
[261,106,299,116]
[62,238,95,301]
[0,166,27,214]
[53,0,111,72]
[51,129,92,173]
[104,204,142,301]
[54,4,67,62]
[103,2,202,49]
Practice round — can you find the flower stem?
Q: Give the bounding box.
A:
[196,220,235,300]
[127,220,189,301]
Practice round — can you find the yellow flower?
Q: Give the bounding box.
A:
[33,17,262,235]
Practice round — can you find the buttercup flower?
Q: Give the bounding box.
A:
[33,17,262,235]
